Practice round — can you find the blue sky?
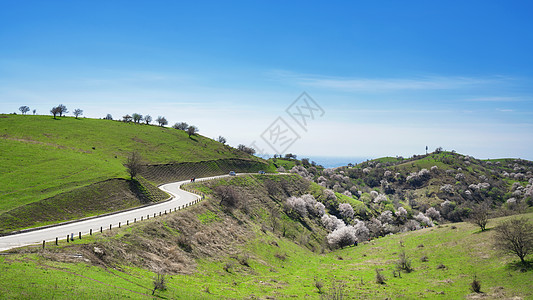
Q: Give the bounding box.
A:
[1,1,533,161]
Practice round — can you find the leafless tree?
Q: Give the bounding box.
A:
[19,106,30,114]
[125,151,143,179]
[144,115,152,124]
[57,104,68,117]
[173,122,188,130]
[156,116,167,126]
[217,135,227,144]
[152,273,167,295]
[50,106,61,119]
[468,203,490,231]
[493,217,533,264]
[187,125,198,137]
[237,144,256,155]
[73,109,83,119]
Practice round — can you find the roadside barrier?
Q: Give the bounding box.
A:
[37,179,207,249]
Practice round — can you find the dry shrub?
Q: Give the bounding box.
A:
[375,268,386,284]
[470,275,481,293]
[420,255,429,262]
[437,263,446,269]
[396,251,413,273]
[274,253,287,261]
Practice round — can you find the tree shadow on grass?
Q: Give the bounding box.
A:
[472,228,493,234]
[506,260,533,272]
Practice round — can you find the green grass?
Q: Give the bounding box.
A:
[0,114,258,214]
[2,213,531,299]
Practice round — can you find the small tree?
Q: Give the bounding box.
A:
[152,273,167,295]
[132,113,143,124]
[57,104,68,117]
[104,114,113,120]
[144,115,152,124]
[122,114,132,122]
[217,135,227,144]
[32,109,36,115]
[125,151,143,179]
[468,204,490,231]
[19,106,30,114]
[156,116,167,127]
[73,108,83,119]
[187,125,198,137]
[50,106,61,119]
[493,217,533,264]
[173,122,188,130]
[237,144,256,155]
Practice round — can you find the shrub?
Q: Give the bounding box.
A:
[396,251,414,273]
[322,214,345,232]
[421,255,429,262]
[470,275,481,293]
[327,225,357,248]
[314,276,324,294]
[152,273,167,295]
[437,263,446,269]
[375,269,386,284]
[285,196,308,218]
[338,203,354,220]
[425,207,441,221]
[223,262,234,272]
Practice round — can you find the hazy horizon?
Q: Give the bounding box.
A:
[2,1,533,160]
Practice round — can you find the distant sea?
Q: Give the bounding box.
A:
[305,156,372,168]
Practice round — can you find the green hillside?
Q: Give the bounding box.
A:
[0,174,531,299]
[0,114,267,233]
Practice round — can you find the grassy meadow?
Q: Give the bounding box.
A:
[1,212,531,299]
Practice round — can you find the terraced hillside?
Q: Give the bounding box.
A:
[0,114,268,234]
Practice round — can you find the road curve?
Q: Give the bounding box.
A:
[0,174,231,252]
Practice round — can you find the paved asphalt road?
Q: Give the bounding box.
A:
[0,174,230,252]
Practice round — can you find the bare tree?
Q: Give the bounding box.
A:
[187,125,198,137]
[468,203,490,231]
[50,106,61,119]
[217,135,227,144]
[156,116,168,127]
[122,114,132,122]
[73,109,83,119]
[144,115,152,124]
[173,122,188,130]
[132,113,143,124]
[238,144,256,155]
[124,151,143,179]
[152,273,167,295]
[493,217,533,264]
[19,106,30,115]
[57,104,68,117]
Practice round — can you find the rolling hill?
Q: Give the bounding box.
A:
[0,114,270,234]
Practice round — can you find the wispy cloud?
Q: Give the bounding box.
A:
[465,96,526,102]
[270,71,505,92]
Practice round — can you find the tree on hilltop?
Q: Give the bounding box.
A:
[19,106,30,115]
[50,106,61,119]
[187,125,198,137]
[122,114,132,122]
[73,109,83,119]
[144,115,152,124]
[173,122,188,130]
[132,113,143,124]
[217,136,227,144]
[156,116,168,127]
[57,104,68,117]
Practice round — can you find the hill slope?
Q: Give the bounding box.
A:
[0,174,531,299]
[0,114,268,233]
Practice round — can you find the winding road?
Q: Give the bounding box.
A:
[0,174,231,252]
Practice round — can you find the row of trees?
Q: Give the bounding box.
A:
[19,105,83,119]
